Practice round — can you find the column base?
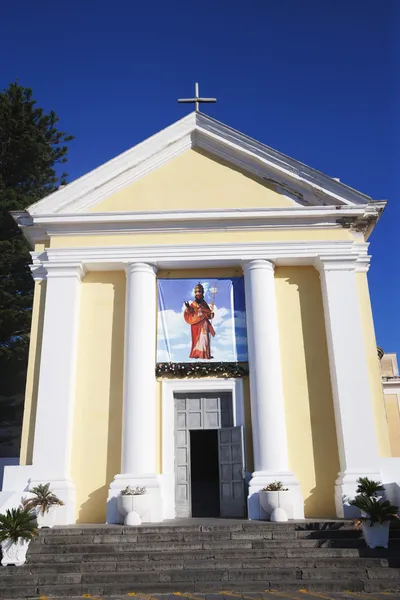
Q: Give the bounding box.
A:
[335,469,382,518]
[107,473,163,524]
[248,471,304,520]
[28,478,76,525]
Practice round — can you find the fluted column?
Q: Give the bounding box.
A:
[108,262,162,522]
[243,259,303,519]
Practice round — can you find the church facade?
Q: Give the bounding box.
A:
[1,112,399,524]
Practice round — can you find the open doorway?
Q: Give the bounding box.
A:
[190,429,220,517]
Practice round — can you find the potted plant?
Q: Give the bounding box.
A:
[355,477,385,499]
[0,508,38,566]
[23,483,64,528]
[118,486,148,525]
[350,495,399,548]
[259,481,293,522]
[353,477,386,518]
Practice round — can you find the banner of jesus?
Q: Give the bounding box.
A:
[183,282,215,359]
[157,277,248,363]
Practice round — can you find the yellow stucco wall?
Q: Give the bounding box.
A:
[19,279,47,465]
[91,149,295,213]
[50,228,353,249]
[22,255,390,521]
[356,272,391,457]
[384,394,400,457]
[275,266,339,517]
[71,272,125,523]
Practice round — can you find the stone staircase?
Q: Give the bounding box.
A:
[1,520,400,598]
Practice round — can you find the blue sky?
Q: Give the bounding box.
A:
[157,278,248,362]
[1,0,398,355]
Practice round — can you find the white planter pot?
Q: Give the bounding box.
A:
[1,538,30,566]
[118,495,150,525]
[35,505,58,528]
[259,490,293,521]
[361,521,390,549]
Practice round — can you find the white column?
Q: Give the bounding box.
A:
[30,262,85,524]
[121,263,157,474]
[317,257,381,517]
[108,263,162,523]
[243,259,303,519]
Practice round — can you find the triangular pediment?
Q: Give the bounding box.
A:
[90,148,297,213]
[27,112,372,217]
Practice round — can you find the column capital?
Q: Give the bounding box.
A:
[314,255,359,273]
[125,262,158,276]
[30,264,48,281]
[242,259,275,273]
[354,255,372,273]
[44,262,86,281]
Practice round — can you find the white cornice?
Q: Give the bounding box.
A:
[26,205,370,225]
[25,112,373,218]
[32,239,370,272]
[13,205,376,242]
[382,378,400,395]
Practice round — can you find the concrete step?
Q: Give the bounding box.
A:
[41,521,358,534]
[41,518,400,536]
[29,538,380,553]
[2,566,400,586]
[36,529,370,546]
[2,576,399,598]
[6,555,393,574]
[24,545,400,565]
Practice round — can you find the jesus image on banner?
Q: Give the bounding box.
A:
[184,282,215,359]
[157,277,248,363]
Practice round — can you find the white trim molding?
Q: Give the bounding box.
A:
[13,204,386,247]
[160,378,245,520]
[23,112,376,218]
[382,379,400,396]
[31,239,371,273]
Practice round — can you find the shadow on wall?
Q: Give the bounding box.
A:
[79,484,109,523]
[283,267,340,518]
[77,273,125,524]
[295,267,340,517]
[105,277,125,508]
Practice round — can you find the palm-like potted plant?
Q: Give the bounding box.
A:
[350,495,399,548]
[355,477,385,499]
[0,508,38,566]
[353,477,386,518]
[23,483,64,528]
[259,481,293,522]
[118,486,148,525]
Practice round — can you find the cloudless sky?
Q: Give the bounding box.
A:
[1,0,398,355]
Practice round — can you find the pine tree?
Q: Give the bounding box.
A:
[0,82,73,454]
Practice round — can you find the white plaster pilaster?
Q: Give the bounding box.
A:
[108,262,162,523]
[243,259,303,519]
[30,262,85,524]
[317,256,381,517]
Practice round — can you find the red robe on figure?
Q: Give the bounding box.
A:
[184,295,215,359]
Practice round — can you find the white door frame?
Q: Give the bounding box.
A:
[160,378,246,519]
